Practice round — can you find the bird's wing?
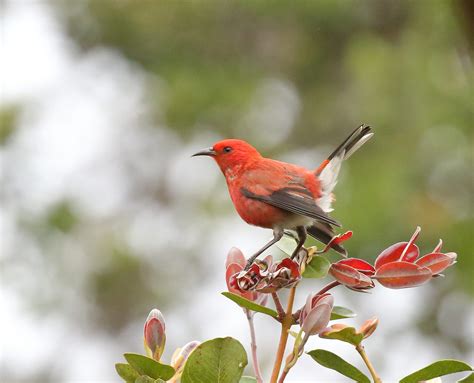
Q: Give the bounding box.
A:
[241,186,341,227]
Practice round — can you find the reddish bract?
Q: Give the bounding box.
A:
[225,248,268,304]
[329,262,374,290]
[255,258,302,293]
[374,226,421,269]
[337,258,375,276]
[320,231,353,254]
[374,242,419,269]
[374,261,432,289]
[415,252,457,275]
[372,227,457,289]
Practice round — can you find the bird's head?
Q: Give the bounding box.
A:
[192,139,261,174]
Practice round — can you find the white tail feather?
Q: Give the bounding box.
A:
[317,154,343,212]
[317,125,373,212]
[344,132,374,160]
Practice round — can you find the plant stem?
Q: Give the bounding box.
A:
[245,309,264,383]
[269,286,297,383]
[356,344,382,383]
[277,369,289,383]
[278,330,308,383]
[316,280,341,295]
[271,292,285,320]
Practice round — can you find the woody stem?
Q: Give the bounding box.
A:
[269,286,297,383]
[245,310,264,383]
[356,344,382,383]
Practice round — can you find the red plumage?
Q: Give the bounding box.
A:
[193,125,373,267]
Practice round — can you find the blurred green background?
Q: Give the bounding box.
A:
[1,0,472,381]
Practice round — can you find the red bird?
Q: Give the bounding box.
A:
[193,125,373,268]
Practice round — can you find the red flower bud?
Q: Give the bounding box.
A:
[329,262,374,290]
[144,309,166,361]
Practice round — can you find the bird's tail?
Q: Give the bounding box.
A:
[315,124,373,212]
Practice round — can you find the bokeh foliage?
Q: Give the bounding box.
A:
[54,0,472,289]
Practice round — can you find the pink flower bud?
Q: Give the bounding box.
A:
[359,317,379,339]
[144,309,166,361]
[300,293,334,335]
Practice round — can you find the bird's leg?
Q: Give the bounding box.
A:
[245,228,284,270]
[283,230,298,242]
[290,226,307,260]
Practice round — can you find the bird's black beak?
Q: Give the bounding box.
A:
[192,147,216,157]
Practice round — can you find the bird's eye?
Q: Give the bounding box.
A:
[223,146,232,153]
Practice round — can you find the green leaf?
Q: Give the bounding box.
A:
[221,292,278,318]
[181,337,248,383]
[115,363,140,383]
[239,377,257,383]
[303,256,331,278]
[458,372,474,382]
[319,326,364,346]
[123,354,175,381]
[330,306,357,320]
[276,236,297,255]
[134,377,156,383]
[308,349,370,383]
[399,359,472,383]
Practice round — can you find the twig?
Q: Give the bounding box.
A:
[271,292,285,320]
[245,309,264,383]
[269,286,297,383]
[356,344,382,383]
[316,280,341,295]
[278,330,308,382]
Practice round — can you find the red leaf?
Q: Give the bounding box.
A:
[374,261,432,289]
[338,258,375,276]
[226,263,242,291]
[225,247,246,269]
[226,263,254,300]
[333,231,353,245]
[374,242,419,270]
[276,258,301,278]
[415,252,457,275]
[329,263,372,288]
